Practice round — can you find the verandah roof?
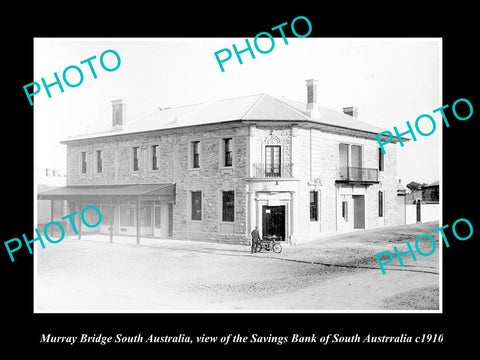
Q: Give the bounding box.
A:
[37,184,176,244]
[37,183,176,202]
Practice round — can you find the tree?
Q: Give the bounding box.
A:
[406,181,422,192]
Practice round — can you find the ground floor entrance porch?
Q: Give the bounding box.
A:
[248,190,298,244]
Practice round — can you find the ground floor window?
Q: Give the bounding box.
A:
[101,205,113,225]
[94,200,172,237]
[310,191,318,221]
[82,203,101,225]
[378,191,384,217]
[222,191,234,222]
[120,206,136,226]
[191,191,202,221]
[139,202,152,227]
[52,200,66,219]
[118,203,154,227]
[342,200,348,221]
[154,205,161,229]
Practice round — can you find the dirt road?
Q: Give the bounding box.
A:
[35,222,440,312]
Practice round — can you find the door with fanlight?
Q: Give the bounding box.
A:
[154,205,162,237]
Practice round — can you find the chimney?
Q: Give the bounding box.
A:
[112,99,127,130]
[305,79,320,118]
[343,106,358,118]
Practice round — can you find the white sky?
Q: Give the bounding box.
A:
[34,38,441,185]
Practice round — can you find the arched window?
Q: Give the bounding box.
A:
[264,134,281,177]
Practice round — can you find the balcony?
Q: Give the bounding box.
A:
[252,162,293,178]
[336,166,379,184]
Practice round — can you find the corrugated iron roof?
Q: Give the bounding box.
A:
[61,93,392,143]
[277,96,387,134]
[423,180,439,188]
[37,183,175,198]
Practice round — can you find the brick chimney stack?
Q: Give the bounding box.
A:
[343,106,358,118]
[305,79,320,118]
[112,99,127,131]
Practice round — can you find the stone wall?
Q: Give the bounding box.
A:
[66,119,400,245]
[66,123,250,244]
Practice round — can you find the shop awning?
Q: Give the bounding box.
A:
[37,183,176,202]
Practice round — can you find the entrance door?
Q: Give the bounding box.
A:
[262,205,285,241]
[153,205,162,237]
[168,203,173,237]
[416,200,421,222]
[353,195,365,229]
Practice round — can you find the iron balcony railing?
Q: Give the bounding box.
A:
[252,162,293,178]
[336,166,379,182]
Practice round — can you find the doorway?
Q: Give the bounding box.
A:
[416,200,421,222]
[153,203,173,238]
[153,205,162,237]
[168,203,173,237]
[262,205,285,241]
[353,195,365,229]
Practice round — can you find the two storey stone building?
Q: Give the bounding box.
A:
[39,79,401,245]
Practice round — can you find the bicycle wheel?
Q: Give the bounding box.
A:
[255,244,262,253]
[273,243,282,253]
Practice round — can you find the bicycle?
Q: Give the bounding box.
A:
[254,235,282,253]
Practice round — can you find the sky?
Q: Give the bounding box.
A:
[34,37,441,185]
